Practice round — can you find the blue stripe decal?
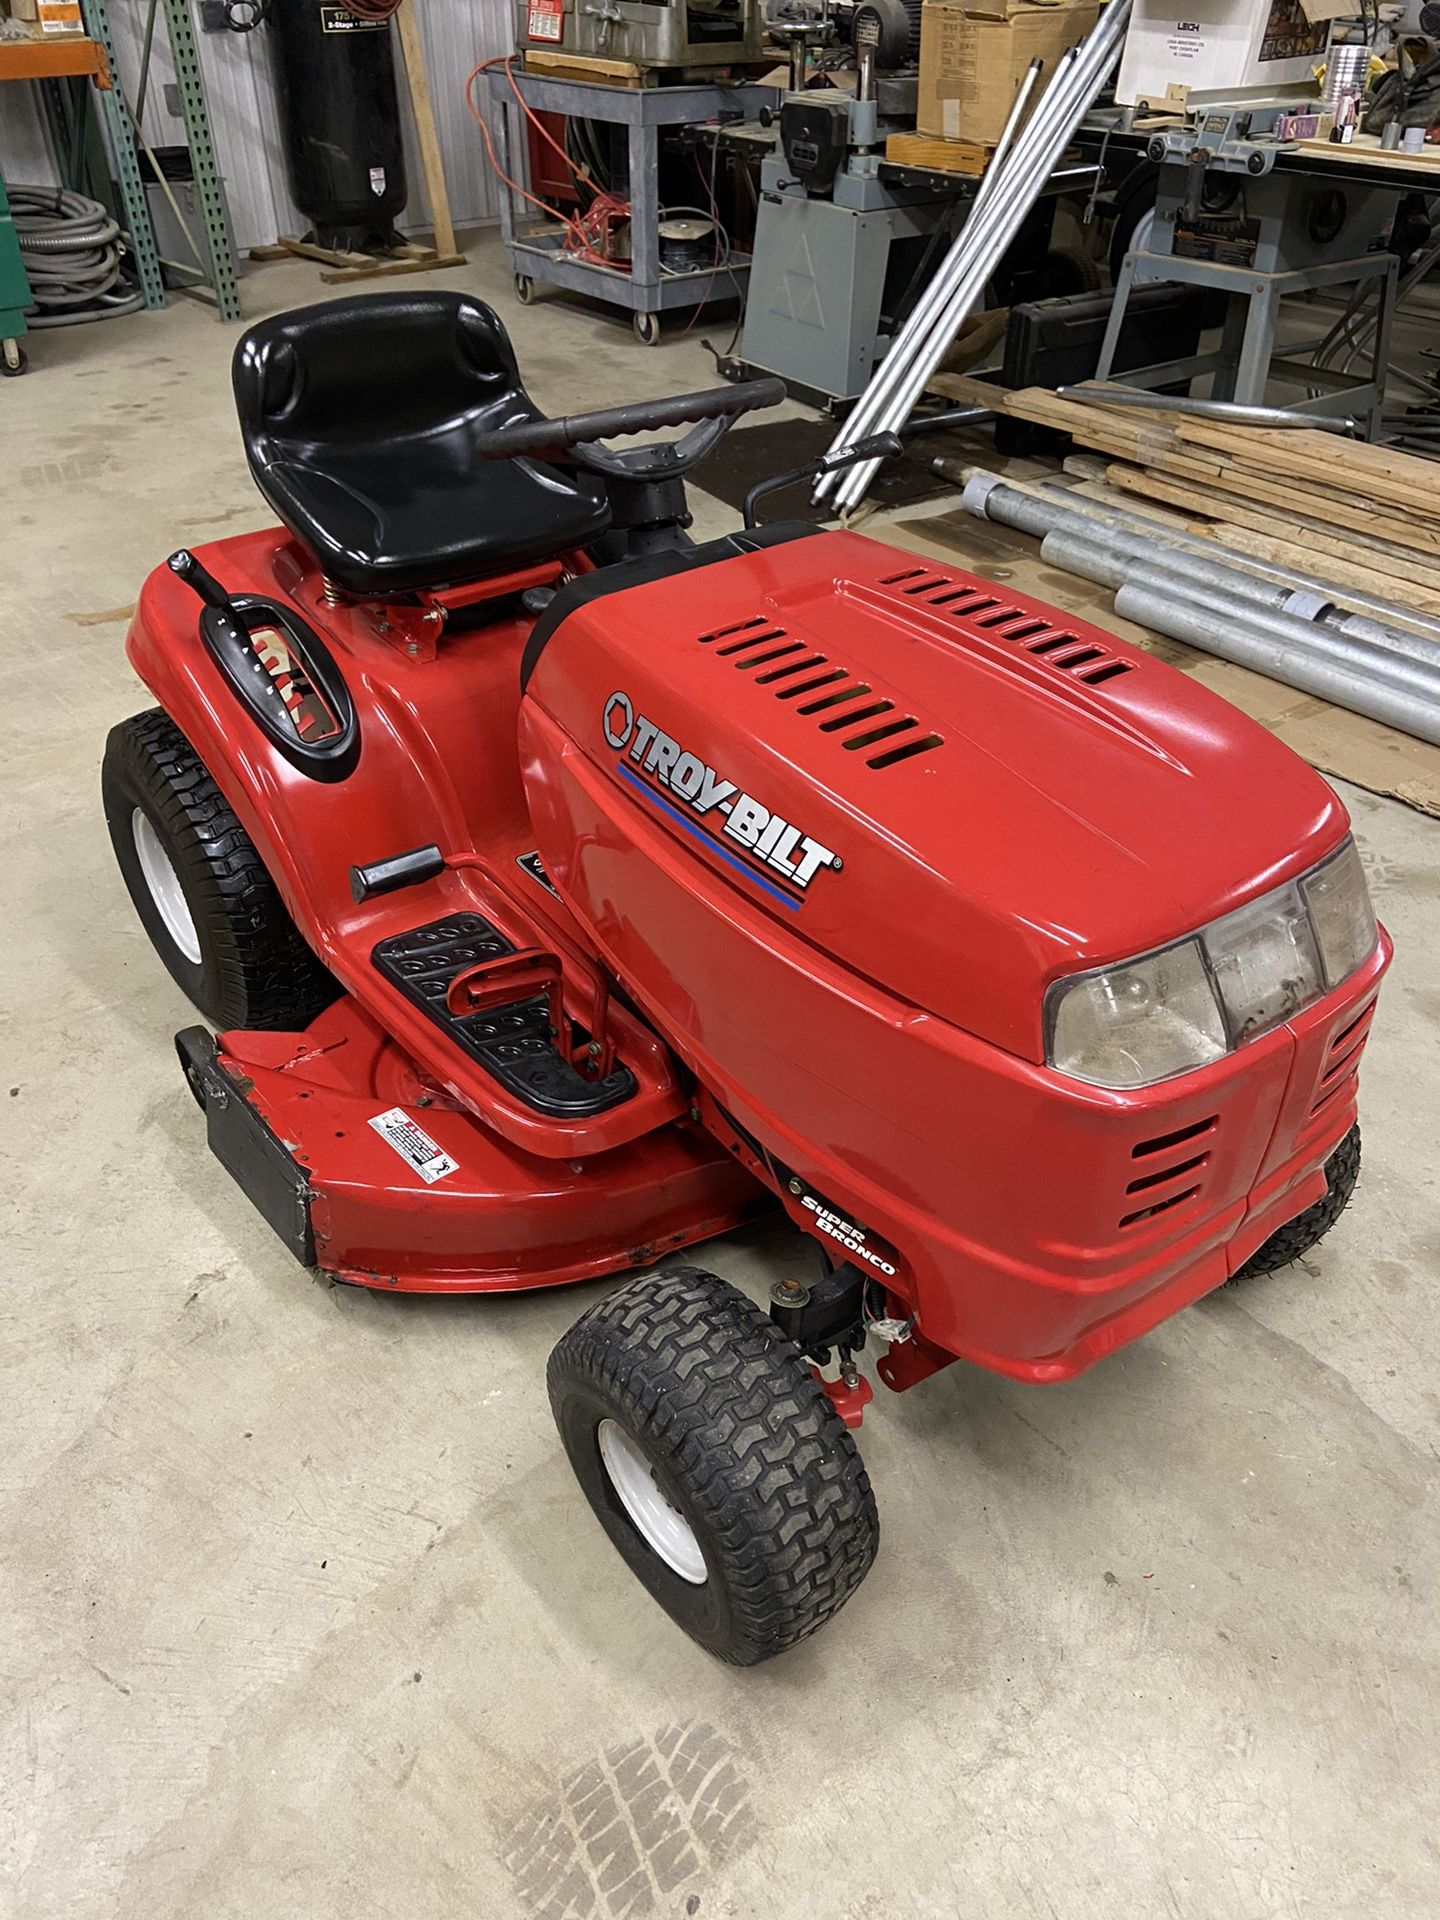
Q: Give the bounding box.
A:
[615,762,802,911]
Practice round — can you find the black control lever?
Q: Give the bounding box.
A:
[742,431,903,528]
[168,548,240,618]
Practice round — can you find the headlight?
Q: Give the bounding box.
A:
[1047,837,1377,1089]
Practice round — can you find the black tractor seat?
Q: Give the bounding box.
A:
[232,292,611,598]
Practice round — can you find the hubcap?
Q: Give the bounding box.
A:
[597,1418,707,1585]
[131,808,201,965]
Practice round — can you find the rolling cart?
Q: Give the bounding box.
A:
[485,67,778,343]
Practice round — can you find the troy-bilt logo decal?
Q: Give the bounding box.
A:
[604,691,840,908]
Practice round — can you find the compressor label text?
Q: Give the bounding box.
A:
[603,690,841,904]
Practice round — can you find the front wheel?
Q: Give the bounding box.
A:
[633,310,661,347]
[548,1267,879,1664]
[1231,1125,1361,1281]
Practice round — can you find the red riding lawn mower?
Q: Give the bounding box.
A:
[104,292,1389,1663]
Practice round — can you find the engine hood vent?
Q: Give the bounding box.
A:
[878,566,1135,689]
[697,614,945,772]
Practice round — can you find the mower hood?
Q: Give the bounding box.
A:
[519,528,1347,1062]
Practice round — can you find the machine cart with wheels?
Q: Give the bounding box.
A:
[0,174,31,376]
[485,68,777,344]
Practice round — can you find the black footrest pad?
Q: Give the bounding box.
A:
[372,912,636,1119]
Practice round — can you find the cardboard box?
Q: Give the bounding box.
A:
[1114,0,1329,108]
[919,0,1102,146]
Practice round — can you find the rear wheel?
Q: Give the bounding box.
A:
[548,1267,879,1664]
[1231,1125,1361,1281]
[102,708,338,1029]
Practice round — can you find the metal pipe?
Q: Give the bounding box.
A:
[836,4,1129,453]
[1053,383,1364,436]
[1112,582,1440,747]
[1116,566,1440,701]
[1040,530,1440,671]
[824,46,1090,477]
[812,47,1061,501]
[829,3,1132,509]
[953,466,1440,642]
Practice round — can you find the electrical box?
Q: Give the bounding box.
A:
[1114,0,1330,107]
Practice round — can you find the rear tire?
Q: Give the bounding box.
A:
[102,708,338,1030]
[548,1267,879,1664]
[1231,1125,1361,1280]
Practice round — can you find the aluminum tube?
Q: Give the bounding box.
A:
[824,54,1095,475]
[814,26,1114,502]
[1113,583,1440,747]
[1043,530,1440,672]
[832,2,1131,469]
[812,55,1046,501]
[1053,383,1363,436]
[957,467,1440,643]
[1116,567,1440,701]
[830,7,1131,510]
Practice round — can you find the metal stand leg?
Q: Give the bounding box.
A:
[80,0,165,310]
[1095,255,1136,382]
[1210,295,1248,401]
[627,118,659,312]
[1366,257,1398,443]
[1233,280,1277,406]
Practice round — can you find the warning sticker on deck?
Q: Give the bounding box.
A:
[368,1108,459,1184]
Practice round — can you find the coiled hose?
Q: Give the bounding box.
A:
[10,185,145,327]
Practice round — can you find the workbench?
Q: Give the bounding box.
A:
[485,68,779,344]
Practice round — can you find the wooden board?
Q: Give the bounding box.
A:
[395,0,459,261]
[1295,133,1440,176]
[884,133,990,178]
[523,49,647,86]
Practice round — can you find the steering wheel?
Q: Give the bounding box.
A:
[471,377,786,482]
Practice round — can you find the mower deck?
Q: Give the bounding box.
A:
[188,998,769,1292]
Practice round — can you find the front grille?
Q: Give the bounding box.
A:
[1310,996,1377,1117]
[1119,1115,1218,1229]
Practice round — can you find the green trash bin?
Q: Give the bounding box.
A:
[0,173,33,376]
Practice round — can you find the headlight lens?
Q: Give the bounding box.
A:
[1302,837,1378,988]
[1047,837,1377,1089]
[1049,939,1228,1090]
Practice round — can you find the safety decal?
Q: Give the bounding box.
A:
[368,1108,459,1184]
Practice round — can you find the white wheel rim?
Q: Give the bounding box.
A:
[131,807,201,965]
[598,1418,707,1585]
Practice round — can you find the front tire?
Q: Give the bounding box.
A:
[1231,1125,1361,1280]
[102,708,338,1029]
[548,1267,879,1664]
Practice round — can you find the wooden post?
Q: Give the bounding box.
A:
[395,0,462,262]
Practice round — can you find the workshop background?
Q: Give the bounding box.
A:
[2,0,1439,1916]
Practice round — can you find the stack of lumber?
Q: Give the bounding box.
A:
[927,376,1440,617]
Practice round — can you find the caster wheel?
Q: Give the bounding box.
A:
[513,274,535,306]
[548,1266,879,1664]
[633,310,661,347]
[1,339,27,377]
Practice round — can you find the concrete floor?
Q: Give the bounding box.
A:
[3,234,1438,1920]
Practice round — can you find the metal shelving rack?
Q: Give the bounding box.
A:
[69,0,240,321]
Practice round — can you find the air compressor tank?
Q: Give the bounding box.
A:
[268,2,408,252]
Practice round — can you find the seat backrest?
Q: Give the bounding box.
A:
[233,291,536,461]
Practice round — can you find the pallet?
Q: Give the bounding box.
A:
[256,234,466,285]
[884,133,991,178]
